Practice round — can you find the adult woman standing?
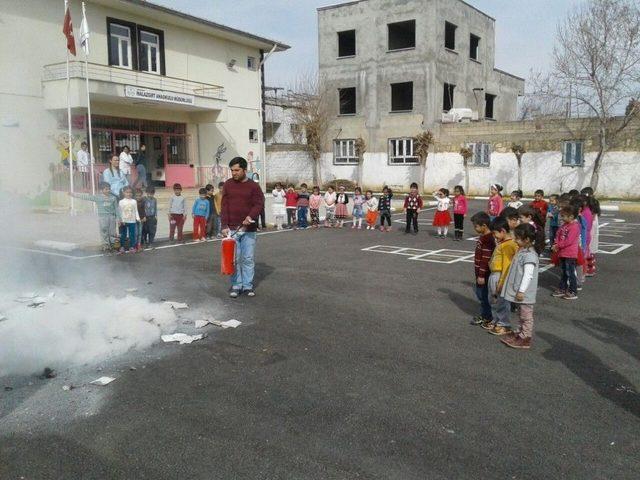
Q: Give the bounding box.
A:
[103,154,128,197]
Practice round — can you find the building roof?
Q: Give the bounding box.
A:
[317,0,496,21]
[94,0,290,51]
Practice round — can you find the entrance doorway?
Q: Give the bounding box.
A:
[91,115,194,188]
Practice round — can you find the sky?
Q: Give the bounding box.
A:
[153,0,583,89]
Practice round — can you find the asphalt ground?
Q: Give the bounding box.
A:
[1,201,639,479]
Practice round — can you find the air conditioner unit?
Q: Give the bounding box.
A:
[442,108,478,123]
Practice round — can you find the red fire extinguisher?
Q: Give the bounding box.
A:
[221,233,237,275]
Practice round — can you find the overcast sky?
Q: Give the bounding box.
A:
[153,0,583,88]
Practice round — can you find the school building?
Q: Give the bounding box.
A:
[0,0,288,200]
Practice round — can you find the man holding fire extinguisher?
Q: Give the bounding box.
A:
[221,157,265,298]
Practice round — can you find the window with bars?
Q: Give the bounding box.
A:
[334,139,358,164]
[467,142,491,166]
[388,138,419,165]
[562,141,584,166]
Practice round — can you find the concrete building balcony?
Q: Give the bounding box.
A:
[42,61,226,113]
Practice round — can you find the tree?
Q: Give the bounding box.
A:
[289,72,332,187]
[536,0,640,192]
[511,144,526,191]
[414,131,434,193]
[355,137,366,188]
[460,147,473,194]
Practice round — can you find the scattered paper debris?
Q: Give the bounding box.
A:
[164,301,189,310]
[62,385,75,391]
[195,319,214,329]
[161,333,205,345]
[90,376,116,386]
[125,288,138,293]
[444,428,455,434]
[211,319,242,329]
[27,299,47,308]
[610,442,615,446]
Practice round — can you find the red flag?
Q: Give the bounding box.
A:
[63,6,76,56]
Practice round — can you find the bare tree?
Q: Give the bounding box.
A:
[459,147,473,194]
[355,137,366,188]
[414,131,434,194]
[536,0,640,192]
[511,144,526,191]
[288,72,332,187]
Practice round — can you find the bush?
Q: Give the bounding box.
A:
[322,179,357,191]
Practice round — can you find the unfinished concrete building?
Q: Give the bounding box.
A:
[317,0,524,179]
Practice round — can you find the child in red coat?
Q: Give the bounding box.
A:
[552,205,581,300]
[285,184,298,229]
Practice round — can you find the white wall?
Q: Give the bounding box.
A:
[266,148,640,197]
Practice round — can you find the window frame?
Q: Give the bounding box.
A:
[108,20,136,69]
[107,18,165,75]
[388,138,419,165]
[139,30,161,74]
[387,20,416,51]
[247,56,257,70]
[562,140,585,167]
[338,87,357,115]
[337,29,357,58]
[443,82,456,112]
[470,33,481,61]
[445,21,457,51]
[485,93,496,119]
[249,129,259,143]
[390,81,414,112]
[334,139,359,165]
[467,142,491,167]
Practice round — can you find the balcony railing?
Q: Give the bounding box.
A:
[43,61,225,101]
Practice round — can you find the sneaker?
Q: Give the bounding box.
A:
[563,293,578,300]
[380,226,385,232]
[577,285,583,291]
[551,289,566,297]
[489,325,513,336]
[585,273,596,277]
[245,289,255,297]
[118,247,125,255]
[470,315,487,326]
[501,335,531,349]
[229,289,240,299]
[351,224,356,229]
[481,320,496,330]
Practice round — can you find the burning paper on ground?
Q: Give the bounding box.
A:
[164,301,189,310]
[161,333,205,345]
[195,319,215,329]
[90,376,116,386]
[211,319,242,329]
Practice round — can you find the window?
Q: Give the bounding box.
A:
[290,124,302,141]
[139,30,160,74]
[338,30,356,57]
[470,34,480,60]
[388,20,416,51]
[391,82,413,111]
[249,129,259,143]
[468,142,491,166]
[562,141,584,166]
[485,93,496,119]
[109,23,133,68]
[443,83,455,111]
[445,21,457,50]
[388,138,419,164]
[334,139,358,164]
[339,87,357,115]
[247,56,257,70]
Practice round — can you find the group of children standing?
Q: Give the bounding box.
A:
[469,185,601,350]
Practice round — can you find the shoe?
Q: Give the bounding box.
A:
[470,315,487,326]
[380,226,385,232]
[245,289,255,297]
[563,293,578,300]
[118,248,125,255]
[501,335,531,349]
[551,289,566,297]
[229,289,240,298]
[481,320,496,330]
[585,273,596,277]
[489,325,513,336]
[351,224,356,229]
[577,285,583,291]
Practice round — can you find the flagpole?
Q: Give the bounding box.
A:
[82,1,95,196]
[65,0,75,215]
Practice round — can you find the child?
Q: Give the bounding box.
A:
[487,184,504,220]
[324,186,337,228]
[214,182,224,238]
[285,184,298,229]
[432,188,451,238]
[452,185,467,241]
[297,183,310,229]
[168,183,186,242]
[552,205,581,300]
[364,190,379,230]
[335,185,349,228]
[69,181,118,252]
[351,187,365,229]
[500,223,540,350]
[508,190,523,210]
[403,182,423,234]
[500,207,520,232]
[192,188,210,241]
[142,186,157,246]
[470,212,496,326]
[581,187,600,276]
[518,205,545,255]
[134,188,146,251]
[483,216,518,336]
[272,182,286,230]
[571,195,590,290]
[205,184,216,239]
[378,186,393,232]
[309,186,322,228]
[547,194,560,249]
[530,189,548,226]
[118,186,140,254]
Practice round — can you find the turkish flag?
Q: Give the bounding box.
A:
[63,6,76,56]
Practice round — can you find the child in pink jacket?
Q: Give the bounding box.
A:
[453,185,468,241]
[552,205,581,300]
[487,184,504,219]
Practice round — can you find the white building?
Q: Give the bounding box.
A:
[0,0,289,197]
